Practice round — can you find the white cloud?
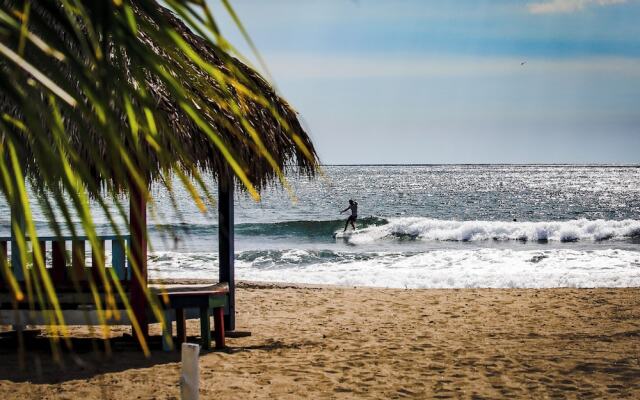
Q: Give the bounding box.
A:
[527,0,626,14]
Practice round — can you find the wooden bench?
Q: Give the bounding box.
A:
[1,236,230,352]
[0,235,131,290]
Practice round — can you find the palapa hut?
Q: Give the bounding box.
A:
[0,0,318,347]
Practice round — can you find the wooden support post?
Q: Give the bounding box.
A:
[218,171,235,331]
[180,343,200,400]
[130,181,148,339]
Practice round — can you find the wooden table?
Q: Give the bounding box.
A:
[158,285,228,351]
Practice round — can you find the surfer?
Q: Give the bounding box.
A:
[340,199,358,232]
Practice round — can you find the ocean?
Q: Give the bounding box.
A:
[2,165,640,288]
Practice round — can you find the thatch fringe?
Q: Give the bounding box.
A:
[0,0,318,194]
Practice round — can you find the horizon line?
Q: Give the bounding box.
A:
[319,163,640,167]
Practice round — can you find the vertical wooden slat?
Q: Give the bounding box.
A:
[71,240,86,282]
[126,238,132,280]
[130,181,148,339]
[10,211,25,282]
[0,241,7,290]
[161,309,173,352]
[36,240,46,272]
[112,239,126,281]
[91,239,105,286]
[51,240,67,284]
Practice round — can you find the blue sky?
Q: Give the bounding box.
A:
[210,0,640,164]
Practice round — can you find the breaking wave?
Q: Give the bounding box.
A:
[12,217,639,246]
[148,248,640,288]
[235,217,388,238]
[148,217,388,239]
[336,218,640,243]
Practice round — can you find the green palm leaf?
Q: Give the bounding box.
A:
[0,0,319,356]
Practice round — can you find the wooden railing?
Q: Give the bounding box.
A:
[0,235,130,289]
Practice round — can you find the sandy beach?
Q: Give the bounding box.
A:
[1,0,638,399]
[0,284,639,399]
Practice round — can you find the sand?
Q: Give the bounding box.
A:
[0,284,639,399]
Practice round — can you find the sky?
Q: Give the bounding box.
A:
[209,0,640,164]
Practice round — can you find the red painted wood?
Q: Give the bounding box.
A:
[71,240,86,283]
[176,308,186,344]
[162,290,228,297]
[213,306,226,349]
[51,240,66,284]
[130,182,148,339]
[91,239,105,287]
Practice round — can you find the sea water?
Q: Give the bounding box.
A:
[1,165,639,288]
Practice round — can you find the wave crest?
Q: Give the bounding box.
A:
[235,217,388,238]
[145,217,388,238]
[339,218,640,243]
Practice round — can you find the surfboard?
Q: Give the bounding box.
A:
[333,230,355,239]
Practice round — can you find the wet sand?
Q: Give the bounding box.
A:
[0,284,639,399]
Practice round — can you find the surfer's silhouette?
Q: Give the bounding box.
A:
[340,200,358,232]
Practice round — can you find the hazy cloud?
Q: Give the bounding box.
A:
[528,0,627,14]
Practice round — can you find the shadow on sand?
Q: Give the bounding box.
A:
[0,330,191,384]
[0,331,315,384]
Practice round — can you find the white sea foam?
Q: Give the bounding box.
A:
[338,218,640,244]
[148,248,640,289]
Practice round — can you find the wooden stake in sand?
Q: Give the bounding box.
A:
[181,343,200,400]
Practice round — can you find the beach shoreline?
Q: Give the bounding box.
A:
[0,284,639,399]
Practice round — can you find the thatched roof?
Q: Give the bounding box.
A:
[0,0,318,194]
